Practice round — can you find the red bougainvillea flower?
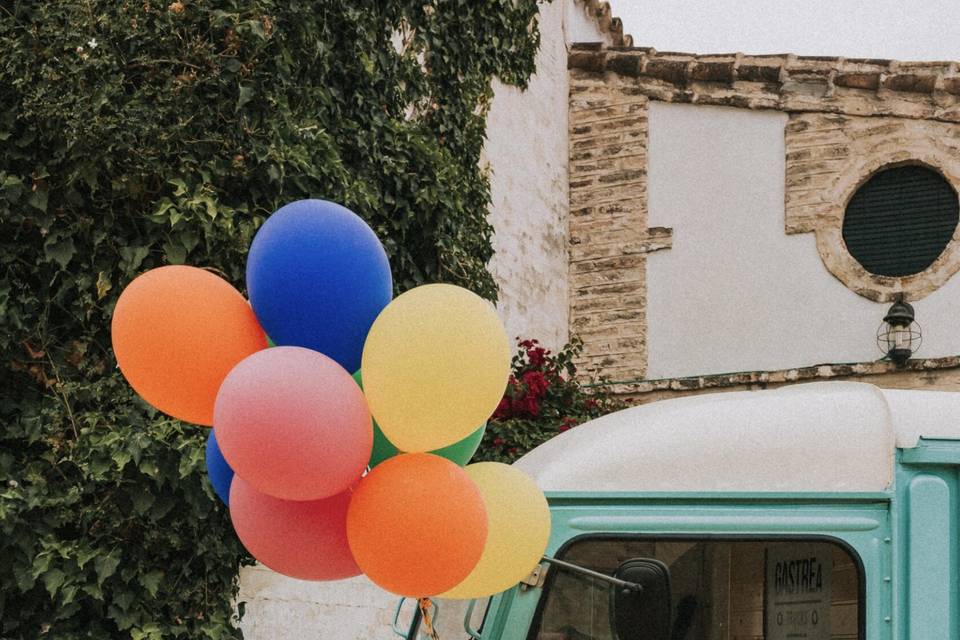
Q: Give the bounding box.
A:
[492,397,511,420]
[527,346,547,367]
[514,392,540,417]
[522,370,549,399]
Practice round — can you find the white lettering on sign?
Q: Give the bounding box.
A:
[766,544,832,640]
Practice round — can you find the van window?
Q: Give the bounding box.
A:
[529,537,862,640]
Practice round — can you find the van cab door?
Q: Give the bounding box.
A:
[491,495,890,640]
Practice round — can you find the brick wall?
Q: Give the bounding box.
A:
[568,66,672,380]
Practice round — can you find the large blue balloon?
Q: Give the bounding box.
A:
[246,200,393,372]
[206,430,234,506]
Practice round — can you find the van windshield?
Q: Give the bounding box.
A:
[528,537,862,640]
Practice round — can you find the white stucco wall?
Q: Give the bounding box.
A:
[485,0,611,351]
[238,568,398,639]
[238,566,479,639]
[645,101,960,379]
[238,3,611,638]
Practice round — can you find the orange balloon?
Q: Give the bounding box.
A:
[230,476,361,581]
[346,453,488,596]
[111,266,267,425]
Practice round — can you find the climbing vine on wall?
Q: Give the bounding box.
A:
[0,1,544,636]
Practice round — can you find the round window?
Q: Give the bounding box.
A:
[842,165,959,277]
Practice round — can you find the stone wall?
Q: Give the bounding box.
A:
[599,355,960,407]
[565,46,960,123]
[784,112,960,301]
[566,44,960,382]
[567,64,672,380]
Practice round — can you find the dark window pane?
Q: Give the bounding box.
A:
[842,165,958,277]
[529,538,862,640]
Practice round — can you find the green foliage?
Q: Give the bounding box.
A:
[0,1,544,636]
[477,338,626,464]
[0,375,248,638]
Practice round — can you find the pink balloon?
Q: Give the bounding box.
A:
[214,346,372,501]
[230,476,361,581]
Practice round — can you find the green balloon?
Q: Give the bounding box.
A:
[353,370,486,468]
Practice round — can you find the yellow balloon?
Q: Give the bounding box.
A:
[361,284,510,452]
[440,462,551,600]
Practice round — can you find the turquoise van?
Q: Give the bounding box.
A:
[403,381,960,640]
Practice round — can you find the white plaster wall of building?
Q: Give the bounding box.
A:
[645,101,960,380]
[485,0,611,351]
[238,3,611,638]
[238,567,397,639]
[239,566,477,639]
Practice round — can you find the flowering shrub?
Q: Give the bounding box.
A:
[476,337,626,463]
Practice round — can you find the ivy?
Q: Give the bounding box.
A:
[0,1,544,637]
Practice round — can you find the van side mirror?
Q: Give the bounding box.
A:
[611,558,671,640]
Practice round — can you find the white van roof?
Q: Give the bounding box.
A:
[515,382,960,493]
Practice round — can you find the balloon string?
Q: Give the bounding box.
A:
[418,598,441,640]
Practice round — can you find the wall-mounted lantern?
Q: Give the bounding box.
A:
[876,295,922,366]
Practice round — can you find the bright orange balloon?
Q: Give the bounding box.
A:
[111,266,267,425]
[346,453,488,596]
[230,476,361,581]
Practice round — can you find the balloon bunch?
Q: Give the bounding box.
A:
[111,199,551,599]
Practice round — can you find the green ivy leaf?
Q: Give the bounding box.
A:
[119,246,150,272]
[76,546,99,569]
[43,568,66,597]
[132,623,164,640]
[31,551,53,579]
[167,178,188,197]
[28,189,48,212]
[1,174,24,201]
[162,240,187,265]
[140,570,164,598]
[131,490,155,515]
[138,460,159,478]
[179,230,200,253]
[94,552,120,586]
[237,84,255,111]
[111,449,132,471]
[43,237,76,269]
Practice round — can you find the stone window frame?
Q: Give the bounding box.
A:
[785,115,960,303]
[812,152,960,302]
